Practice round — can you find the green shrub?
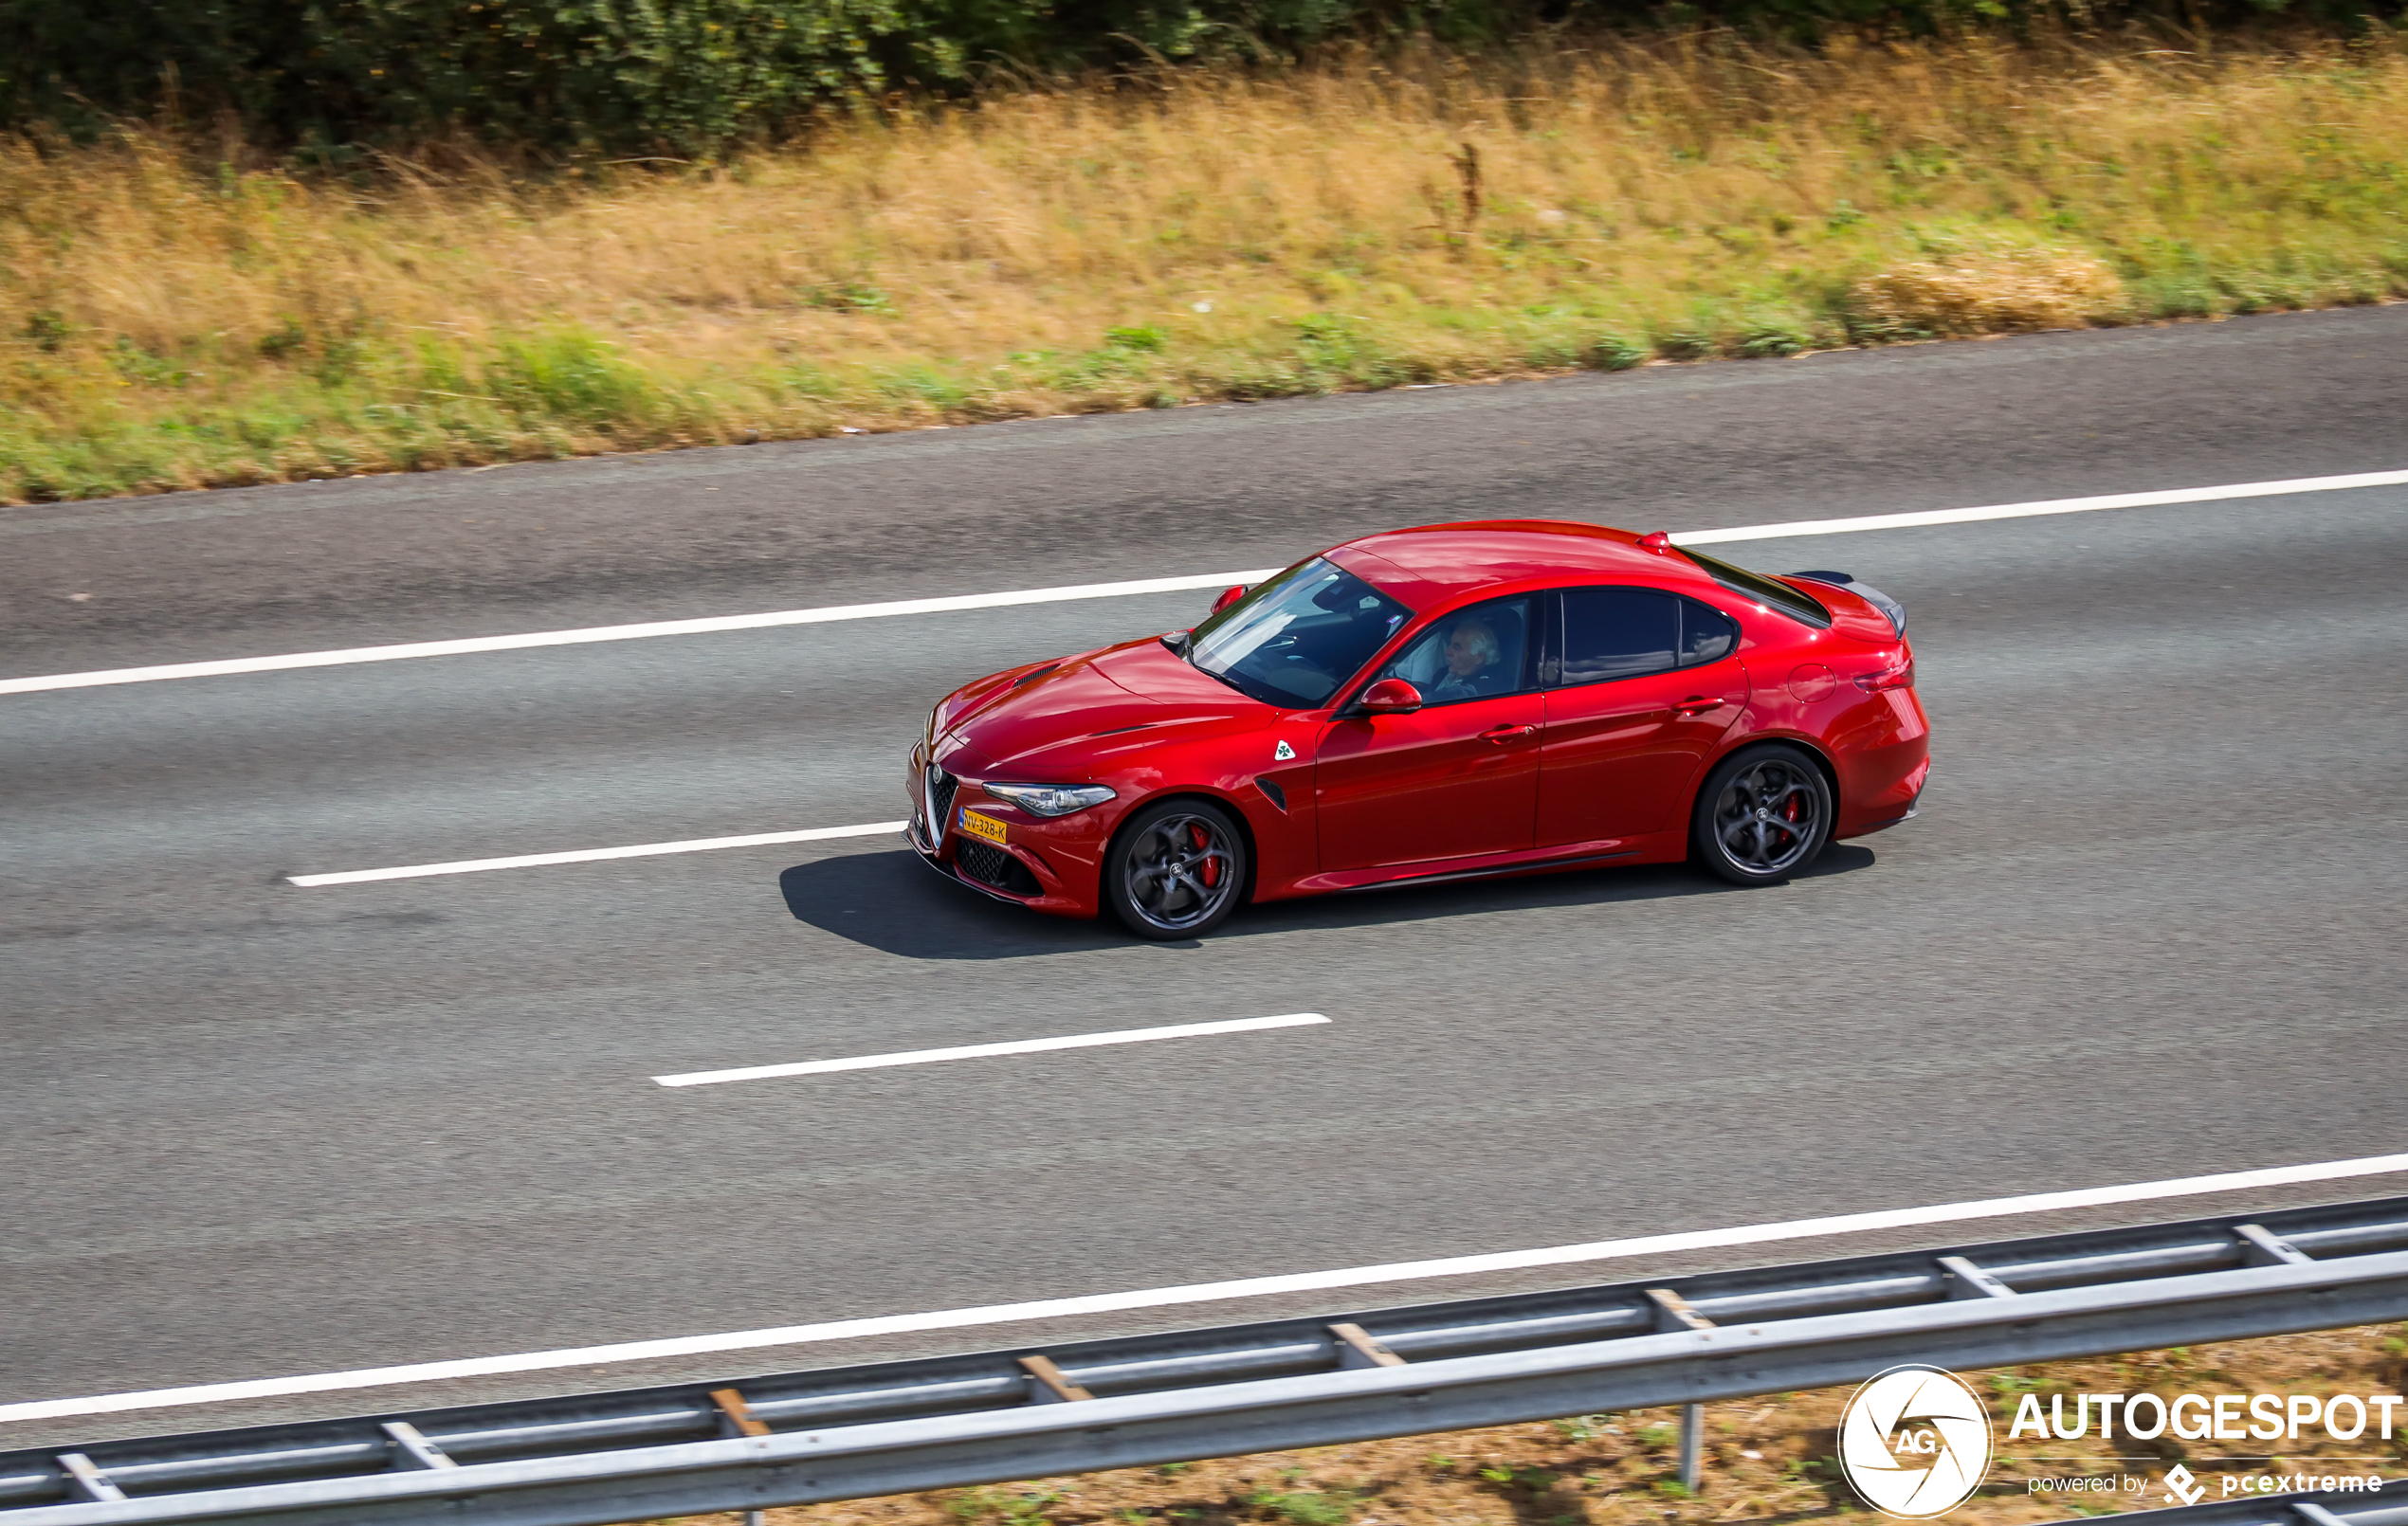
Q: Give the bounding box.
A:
[1248,1489,1357,1525]
[483,328,665,432]
[1584,335,1648,370]
[5,0,2393,154]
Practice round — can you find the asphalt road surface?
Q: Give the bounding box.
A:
[6,307,2407,1450]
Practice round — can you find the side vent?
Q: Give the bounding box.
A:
[1257,777,1287,812]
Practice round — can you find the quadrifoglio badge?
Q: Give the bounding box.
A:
[1836,1364,2400,1518]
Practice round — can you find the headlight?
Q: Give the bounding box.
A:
[982,782,1117,817]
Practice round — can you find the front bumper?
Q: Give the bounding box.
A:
[907,744,1104,918]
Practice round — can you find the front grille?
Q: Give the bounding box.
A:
[956,838,1042,897]
[925,765,958,843]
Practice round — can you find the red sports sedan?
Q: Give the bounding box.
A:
[905,520,1928,938]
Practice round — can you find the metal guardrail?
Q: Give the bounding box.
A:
[2042,1477,2408,1526]
[6,1195,2407,1526]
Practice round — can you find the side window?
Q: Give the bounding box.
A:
[1376,596,1535,703]
[1679,596,1740,666]
[1556,587,1679,685]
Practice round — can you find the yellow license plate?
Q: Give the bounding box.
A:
[959,809,1008,845]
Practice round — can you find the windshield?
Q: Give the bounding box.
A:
[1188,558,1414,707]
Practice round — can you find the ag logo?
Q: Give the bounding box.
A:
[1838,1364,1994,1518]
[1272,740,1296,761]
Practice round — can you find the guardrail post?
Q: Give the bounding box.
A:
[1648,1289,1714,1494]
[1936,1255,2017,1299]
[710,1387,773,1526]
[378,1423,458,1472]
[1017,1354,1096,1405]
[1327,1322,1407,1370]
[2236,1224,2315,1267]
[52,1455,125,1505]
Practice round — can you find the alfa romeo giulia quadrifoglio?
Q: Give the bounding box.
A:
[905,520,1928,938]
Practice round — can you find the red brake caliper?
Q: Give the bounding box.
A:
[1194,825,1219,887]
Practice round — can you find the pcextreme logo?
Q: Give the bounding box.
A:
[2163,1463,2210,1505]
[1839,1365,1996,1518]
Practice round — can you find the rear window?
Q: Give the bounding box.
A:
[1557,587,1677,684]
[1679,596,1740,664]
[1552,587,1741,686]
[1674,548,1833,629]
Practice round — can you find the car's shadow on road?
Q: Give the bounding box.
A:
[780,852,1123,960]
[779,844,1878,961]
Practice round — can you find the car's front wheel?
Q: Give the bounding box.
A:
[1104,798,1248,939]
[1692,744,1833,886]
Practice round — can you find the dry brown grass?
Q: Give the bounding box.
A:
[1851,248,2129,336]
[6,29,2407,500]
[619,1322,2408,1526]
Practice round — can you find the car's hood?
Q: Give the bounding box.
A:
[936,638,1275,778]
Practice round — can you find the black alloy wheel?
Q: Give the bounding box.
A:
[1693,744,1833,886]
[1104,799,1248,939]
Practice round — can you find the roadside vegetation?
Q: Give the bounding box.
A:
[7,28,2408,502]
[629,1321,2408,1526]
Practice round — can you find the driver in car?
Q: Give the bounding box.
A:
[1425,617,1505,701]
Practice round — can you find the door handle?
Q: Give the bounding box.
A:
[1672,697,1726,716]
[1479,724,1537,742]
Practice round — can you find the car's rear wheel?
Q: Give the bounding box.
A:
[1693,744,1833,886]
[1105,799,1248,939]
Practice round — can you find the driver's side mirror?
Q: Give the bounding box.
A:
[1357,678,1423,715]
[1210,584,1248,616]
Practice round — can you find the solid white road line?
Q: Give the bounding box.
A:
[286,821,907,886]
[10,467,2405,698]
[0,570,1283,698]
[654,1013,1331,1087]
[1667,469,2408,545]
[9,1149,2406,1426]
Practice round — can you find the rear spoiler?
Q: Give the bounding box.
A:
[1786,571,1905,639]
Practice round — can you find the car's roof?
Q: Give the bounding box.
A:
[1328,519,1709,605]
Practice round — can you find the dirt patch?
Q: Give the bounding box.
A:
[629,1323,2408,1526]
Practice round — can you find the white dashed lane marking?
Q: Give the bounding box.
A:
[651,1012,1332,1087]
